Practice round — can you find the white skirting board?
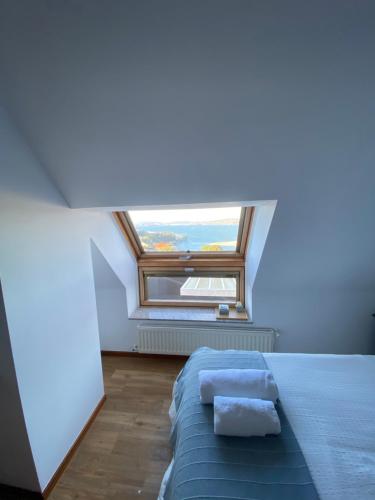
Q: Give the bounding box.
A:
[137,323,278,355]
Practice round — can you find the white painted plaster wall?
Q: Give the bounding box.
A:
[0,281,40,491]
[0,109,137,490]
[91,242,137,351]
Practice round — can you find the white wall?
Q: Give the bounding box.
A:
[0,281,40,491]
[254,289,375,354]
[0,109,137,490]
[91,242,137,351]
[245,203,277,319]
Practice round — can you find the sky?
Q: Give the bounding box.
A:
[128,207,241,225]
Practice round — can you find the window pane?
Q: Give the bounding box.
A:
[145,273,238,303]
[128,207,242,252]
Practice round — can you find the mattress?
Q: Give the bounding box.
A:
[162,348,319,500]
[264,353,375,500]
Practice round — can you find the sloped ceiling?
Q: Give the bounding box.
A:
[0,1,374,352]
[0,1,373,209]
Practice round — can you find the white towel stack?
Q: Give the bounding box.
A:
[199,368,281,437]
[199,368,279,404]
[214,396,281,437]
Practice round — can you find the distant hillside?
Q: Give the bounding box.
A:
[203,218,239,225]
[138,218,239,226]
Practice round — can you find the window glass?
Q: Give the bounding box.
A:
[144,272,238,304]
[128,207,242,252]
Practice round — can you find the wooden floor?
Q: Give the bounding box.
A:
[50,355,185,500]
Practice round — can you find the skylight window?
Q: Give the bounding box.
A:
[113,205,254,309]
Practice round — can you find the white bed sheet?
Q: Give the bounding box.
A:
[264,353,375,500]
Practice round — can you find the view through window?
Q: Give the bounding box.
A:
[128,206,242,253]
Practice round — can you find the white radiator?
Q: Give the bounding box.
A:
[137,324,277,355]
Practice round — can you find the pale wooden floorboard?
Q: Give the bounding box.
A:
[49,356,185,500]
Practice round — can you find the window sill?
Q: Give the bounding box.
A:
[130,306,250,323]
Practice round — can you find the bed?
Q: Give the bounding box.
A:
[159,348,375,500]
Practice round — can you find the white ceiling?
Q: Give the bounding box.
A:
[0,0,374,210]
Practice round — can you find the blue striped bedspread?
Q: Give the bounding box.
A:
[164,347,319,500]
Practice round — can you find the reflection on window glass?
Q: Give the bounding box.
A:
[145,275,237,303]
[128,207,242,252]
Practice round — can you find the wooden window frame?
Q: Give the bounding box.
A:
[113,206,254,308]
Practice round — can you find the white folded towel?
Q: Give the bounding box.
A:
[199,368,278,404]
[214,396,281,437]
